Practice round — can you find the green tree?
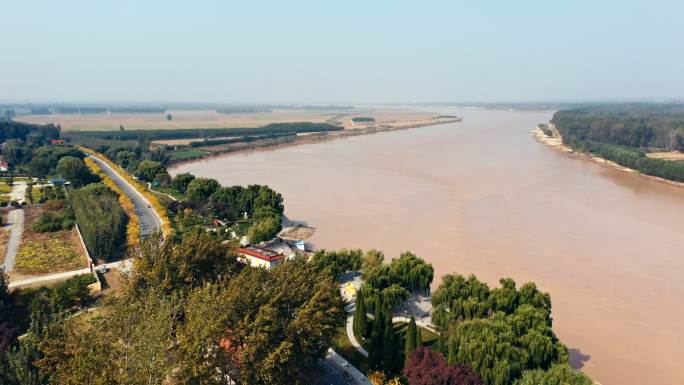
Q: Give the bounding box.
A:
[131,231,241,295]
[186,177,220,203]
[115,150,136,169]
[362,249,384,273]
[171,172,195,193]
[135,159,165,182]
[353,289,369,338]
[69,183,127,260]
[369,295,384,369]
[247,216,281,244]
[514,364,592,385]
[56,156,95,186]
[404,316,417,363]
[416,326,422,348]
[381,308,396,373]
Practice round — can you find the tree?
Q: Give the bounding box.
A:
[311,249,363,278]
[172,172,195,193]
[404,316,417,363]
[417,328,424,348]
[69,184,127,260]
[369,295,384,369]
[381,308,396,373]
[186,177,220,203]
[56,156,96,186]
[404,347,484,385]
[115,150,136,169]
[135,160,165,182]
[247,216,281,244]
[353,289,369,338]
[131,231,241,294]
[514,364,592,385]
[166,114,173,121]
[362,249,384,273]
[220,258,346,384]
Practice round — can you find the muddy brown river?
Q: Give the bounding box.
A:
[171,108,684,385]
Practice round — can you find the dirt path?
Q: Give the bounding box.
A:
[2,207,24,272]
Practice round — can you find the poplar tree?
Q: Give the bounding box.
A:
[369,295,384,369]
[404,316,417,363]
[353,290,369,338]
[381,308,395,373]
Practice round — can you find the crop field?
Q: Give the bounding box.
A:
[15,239,83,274]
[14,205,86,274]
[15,108,444,132]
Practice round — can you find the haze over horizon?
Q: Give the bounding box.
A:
[1,0,682,104]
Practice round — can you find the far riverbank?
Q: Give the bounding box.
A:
[533,124,684,189]
[167,117,462,166]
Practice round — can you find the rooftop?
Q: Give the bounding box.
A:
[238,246,285,263]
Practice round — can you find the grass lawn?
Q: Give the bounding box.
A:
[170,149,209,160]
[0,184,12,194]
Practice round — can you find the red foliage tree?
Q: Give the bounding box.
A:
[403,347,484,385]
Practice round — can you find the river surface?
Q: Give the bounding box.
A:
[171,108,684,385]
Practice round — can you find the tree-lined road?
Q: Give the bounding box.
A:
[86,154,162,237]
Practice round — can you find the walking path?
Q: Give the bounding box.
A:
[325,348,371,385]
[346,315,369,358]
[2,181,29,272]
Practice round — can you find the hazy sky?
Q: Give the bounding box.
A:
[1,0,682,103]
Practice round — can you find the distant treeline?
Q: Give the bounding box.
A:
[187,132,297,148]
[552,104,684,151]
[65,122,343,141]
[0,120,61,143]
[1,105,166,115]
[216,107,273,114]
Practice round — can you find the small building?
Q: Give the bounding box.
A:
[49,178,67,186]
[0,156,8,172]
[237,246,285,269]
[50,139,66,145]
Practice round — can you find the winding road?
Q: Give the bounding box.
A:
[7,156,161,288]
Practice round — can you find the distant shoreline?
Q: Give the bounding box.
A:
[533,125,684,189]
[168,117,462,167]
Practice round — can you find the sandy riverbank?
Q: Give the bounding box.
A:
[169,116,462,166]
[533,125,684,189]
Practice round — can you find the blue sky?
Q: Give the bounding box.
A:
[1,0,682,103]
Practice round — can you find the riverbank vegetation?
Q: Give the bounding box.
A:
[551,104,684,182]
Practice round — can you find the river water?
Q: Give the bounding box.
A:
[171,108,684,385]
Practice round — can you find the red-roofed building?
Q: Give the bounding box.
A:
[50,139,65,145]
[237,246,285,269]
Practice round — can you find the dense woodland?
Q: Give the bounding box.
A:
[65,122,342,141]
[552,104,684,150]
[552,104,684,182]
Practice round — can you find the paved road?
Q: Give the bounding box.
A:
[2,207,24,272]
[86,155,162,237]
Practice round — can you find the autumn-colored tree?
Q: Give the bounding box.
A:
[404,347,484,385]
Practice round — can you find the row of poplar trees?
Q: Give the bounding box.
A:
[353,289,422,374]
